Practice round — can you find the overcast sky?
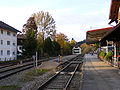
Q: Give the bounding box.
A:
[0,0,111,41]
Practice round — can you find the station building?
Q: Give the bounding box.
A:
[86,0,120,67]
[100,0,120,67]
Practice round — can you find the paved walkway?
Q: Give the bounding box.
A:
[81,54,120,90]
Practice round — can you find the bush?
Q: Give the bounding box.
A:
[104,51,113,61]
[26,69,49,76]
[99,51,106,58]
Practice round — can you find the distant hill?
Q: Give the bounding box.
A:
[76,40,86,46]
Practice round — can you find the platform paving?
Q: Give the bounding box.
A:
[81,54,120,90]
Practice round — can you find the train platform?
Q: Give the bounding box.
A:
[81,54,120,90]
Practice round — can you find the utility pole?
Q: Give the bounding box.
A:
[36,52,38,68]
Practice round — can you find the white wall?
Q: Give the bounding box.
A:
[0,29,17,61]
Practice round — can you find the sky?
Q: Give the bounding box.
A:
[0,0,112,41]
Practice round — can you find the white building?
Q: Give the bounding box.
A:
[72,47,81,55]
[0,21,20,61]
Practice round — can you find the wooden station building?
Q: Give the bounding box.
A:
[86,0,120,67]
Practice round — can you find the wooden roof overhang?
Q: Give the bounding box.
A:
[109,0,120,24]
[17,34,26,45]
[101,23,120,42]
[86,27,113,44]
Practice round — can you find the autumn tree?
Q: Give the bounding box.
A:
[22,17,37,57]
[52,41,61,56]
[23,17,37,35]
[32,11,56,40]
[55,33,70,55]
[55,33,68,48]
[80,43,92,54]
[63,42,72,55]
[43,37,54,56]
[70,38,76,48]
[37,32,44,57]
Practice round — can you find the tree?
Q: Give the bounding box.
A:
[52,41,61,56]
[80,43,92,54]
[63,42,72,55]
[55,33,69,55]
[43,37,54,56]
[23,17,37,35]
[70,38,76,48]
[37,32,44,57]
[22,17,37,57]
[55,33,68,48]
[32,11,56,40]
[22,30,37,57]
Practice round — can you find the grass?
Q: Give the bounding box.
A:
[0,85,20,90]
[0,60,20,64]
[0,60,17,63]
[19,68,49,82]
[26,69,49,76]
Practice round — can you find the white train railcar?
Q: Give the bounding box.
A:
[72,47,81,54]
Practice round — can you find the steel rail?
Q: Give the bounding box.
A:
[0,63,33,73]
[0,56,73,80]
[0,58,47,74]
[64,64,80,90]
[0,64,14,69]
[0,61,41,80]
[37,63,71,90]
[37,58,83,90]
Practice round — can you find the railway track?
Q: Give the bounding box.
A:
[0,57,56,69]
[0,60,41,80]
[0,64,14,69]
[0,57,56,80]
[56,54,83,71]
[37,55,83,90]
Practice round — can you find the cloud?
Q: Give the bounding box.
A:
[51,8,110,41]
[0,1,111,42]
[0,6,42,30]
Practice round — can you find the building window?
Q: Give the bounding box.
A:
[7,31,10,36]
[1,50,3,55]
[19,46,22,50]
[7,41,10,45]
[13,43,15,46]
[1,40,3,45]
[13,34,16,37]
[13,52,15,55]
[1,30,3,34]
[7,50,10,55]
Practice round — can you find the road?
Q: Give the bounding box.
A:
[81,54,120,90]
